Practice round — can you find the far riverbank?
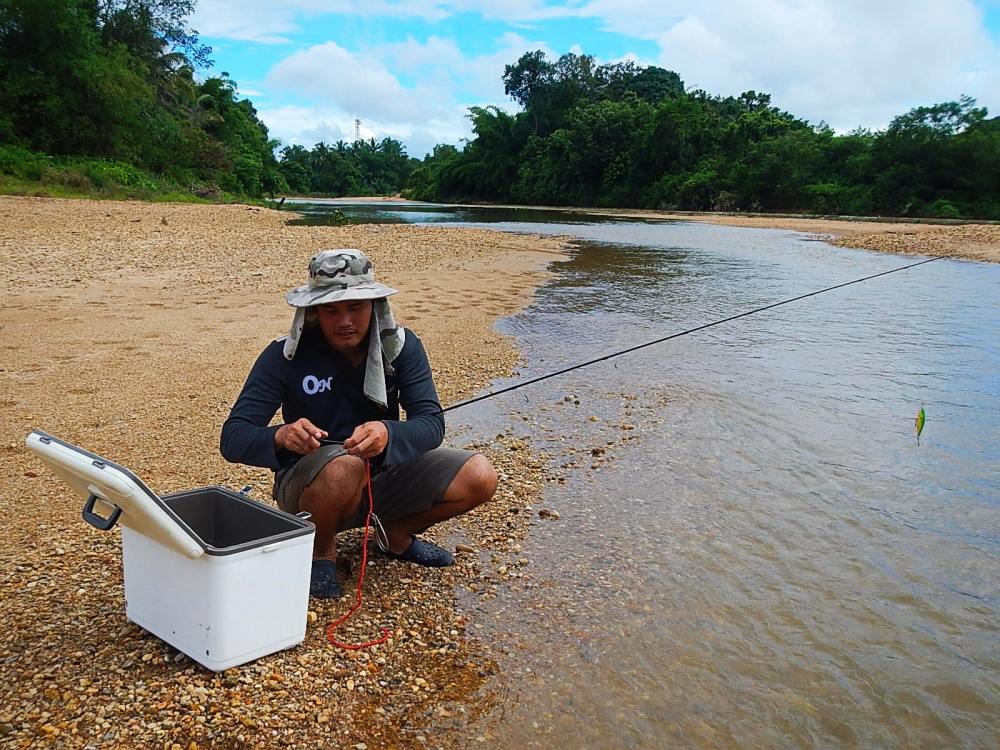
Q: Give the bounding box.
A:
[594,209,1000,263]
[301,197,1000,264]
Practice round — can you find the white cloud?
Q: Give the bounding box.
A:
[576,0,1000,130]
[192,0,299,43]
[260,33,554,154]
[194,1,461,42]
[265,41,452,124]
[256,100,473,157]
[199,1,1000,148]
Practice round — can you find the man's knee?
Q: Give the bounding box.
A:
[448,453,498,505]
[301,454,366,513]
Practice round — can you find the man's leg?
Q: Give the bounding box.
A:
[381,453,498,554]
[298,454,367,562]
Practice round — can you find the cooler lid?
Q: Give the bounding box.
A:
[25,430,205,559]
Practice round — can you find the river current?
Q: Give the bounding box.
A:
[292,200,999,748]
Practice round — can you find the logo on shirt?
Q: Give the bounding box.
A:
[302,375,333,395]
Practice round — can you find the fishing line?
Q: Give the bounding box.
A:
[441,255,945,413]
[335,254,943,649]
[326,458,391,650]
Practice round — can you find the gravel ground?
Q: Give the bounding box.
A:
[829,223,1000,262]
[0,196,567,749]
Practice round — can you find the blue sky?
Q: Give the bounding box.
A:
[192,1,1000,157]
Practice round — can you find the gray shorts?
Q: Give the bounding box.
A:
[273,444,476,529]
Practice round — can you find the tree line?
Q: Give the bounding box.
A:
[2,5,997,216]
[0,0,416,199]
[277,139,417,197]
[0,0,289,197]
[406,51,1000,220]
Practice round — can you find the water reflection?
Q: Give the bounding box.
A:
[284,199,630,226]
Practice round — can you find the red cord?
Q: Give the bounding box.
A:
[325,459,391,650]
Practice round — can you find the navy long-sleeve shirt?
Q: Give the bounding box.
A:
[220,326,444,471]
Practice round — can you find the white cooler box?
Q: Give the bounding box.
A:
[25,430,315,671]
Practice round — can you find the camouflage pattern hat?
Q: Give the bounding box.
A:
[285,249,397,307]
[282,250,406,410]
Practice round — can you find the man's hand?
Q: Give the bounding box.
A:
[343,421,388,459]
[275,418,328,455]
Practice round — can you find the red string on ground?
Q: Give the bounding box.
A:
[326,458,391,650]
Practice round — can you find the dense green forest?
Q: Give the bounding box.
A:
[406,52,1000,219]
[276,139,416,197]
[0,0,415,200]
[0,0,286,198]
[1,3,997,216]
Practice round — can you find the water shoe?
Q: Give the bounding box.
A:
[386,536,454,567]
[310,559,343,598]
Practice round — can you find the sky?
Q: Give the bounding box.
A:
[191,0,1000,158]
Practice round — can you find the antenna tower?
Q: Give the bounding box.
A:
[354,119,361,142]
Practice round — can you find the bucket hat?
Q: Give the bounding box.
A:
[285,249,398,307]
[281,249,405,411]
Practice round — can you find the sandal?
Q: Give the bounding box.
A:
[385,536,454,568]
[309,559,343,598]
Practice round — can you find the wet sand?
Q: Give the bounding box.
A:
[0,196,566,748]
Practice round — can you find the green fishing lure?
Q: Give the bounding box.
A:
[915,407,926,445]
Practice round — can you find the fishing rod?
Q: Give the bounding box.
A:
[441,255,945,413]
[335,255,945,649]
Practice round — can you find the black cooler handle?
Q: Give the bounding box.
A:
[82,493,122,531]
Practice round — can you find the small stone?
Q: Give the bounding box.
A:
[455,544,474,554]
[590,447,605,456]
[24,470,38,478]
[355,744,368,749]
[538,508,560,520]
[307,611,318,623]
[0,723,14,736]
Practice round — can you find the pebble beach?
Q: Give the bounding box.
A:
[0,196,565,749]
[2,195,997,750]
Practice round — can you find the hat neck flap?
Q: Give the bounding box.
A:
[282,299,405,410]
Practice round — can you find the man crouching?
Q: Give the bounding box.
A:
[220,249,497,598]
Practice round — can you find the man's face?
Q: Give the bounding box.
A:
[315,299,373,355]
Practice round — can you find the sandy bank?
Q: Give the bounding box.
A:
[584,208,1000,263]
[0,196,566,748]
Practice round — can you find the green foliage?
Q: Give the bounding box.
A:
[0,0,283,200]
[0,143,220,201]
[278,138,417,197]
[412,49,1000,219]
[924,199,962,219]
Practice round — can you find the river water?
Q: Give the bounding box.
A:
[292,201,999,748]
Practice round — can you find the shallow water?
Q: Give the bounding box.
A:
[300,202,1000,748]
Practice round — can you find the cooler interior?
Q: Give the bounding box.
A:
[163,488,309,553]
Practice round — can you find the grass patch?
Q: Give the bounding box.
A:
[0,145,259,205]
